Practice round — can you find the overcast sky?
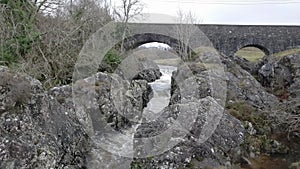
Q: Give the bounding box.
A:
[127,0,300,25]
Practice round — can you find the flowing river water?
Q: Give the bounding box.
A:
[90,64,178,168]
[142,65,177,121]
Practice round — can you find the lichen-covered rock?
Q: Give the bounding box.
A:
[224,56,279,110]
[0,68,90,169]
[257,54,300,99]
[116,53,162,82]
[0,65,154,169]
[255,54,300,135]
[133,97,244,168]
[131,53,244,168]
[133,68,162,82]
[50,72,153,169]
[50,72,152,132]
[231,54,258,74]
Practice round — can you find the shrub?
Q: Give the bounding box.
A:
[1,0,113,89]
[103,49,122,69]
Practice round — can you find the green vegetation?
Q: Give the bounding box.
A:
[226,101,269,130]
[0,0,147,88]
[103,49,122,68]
[0,0,40,65]
[130,161,143,169]
[0,0,112,88]
[235,47,265,62]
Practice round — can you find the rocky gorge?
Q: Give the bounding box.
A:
[0,50,299,169]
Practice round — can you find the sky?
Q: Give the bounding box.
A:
[122,0,300,25]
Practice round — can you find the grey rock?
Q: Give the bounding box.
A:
[259,63,274,77]
[0,69,90,169]
[51,72,152,132]
[231,54,258,74]
[223,54,279,110]
[0,68,154,169]
[51,72,153,169]
[245,121,257,135]
[133,68,162,82]
[131,53,244,168]
[257,54,300,97]
[116,53,162,83]
[133,97,244,168]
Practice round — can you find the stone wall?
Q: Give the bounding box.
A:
[198,24,300,56]
[125,23,300,57]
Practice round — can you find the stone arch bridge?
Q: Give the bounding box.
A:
[124,23,300,57]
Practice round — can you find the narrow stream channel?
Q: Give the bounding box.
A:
[142,65,177,121]
[90,65,178,169]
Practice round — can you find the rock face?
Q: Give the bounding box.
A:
[51,72,152,132]
[51,72,153,169]
[230,54,258,74]
[0,66,153,169]
[133,97,244,168]
[257,54,300,136]
[224,56,279,110]
[133,68,162,82]
[0,67,90,169]
[229,54,300,164]
[131,52,245,168]
[1,52,298,168]
[256,54,300,112]
[131,52,300,168]
[257,56,294,93]
[116,53,162,82]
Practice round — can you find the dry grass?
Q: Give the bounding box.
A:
[194,46,219,55]
[272,48,300,58]
[153,58,182,66]
[235,47,265,62]
[235,47,300,62]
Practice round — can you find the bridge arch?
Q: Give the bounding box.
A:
[122,33,194,56]
[237,44,270,56]
[124,33,180,49]
[234,44,269,62]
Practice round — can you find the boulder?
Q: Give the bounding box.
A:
[0,67,90,169]
[130,52,245,168]
[0,66,154,169]
[50,72,153,169]
[257,54,300,99]
[223,55,279,110]
[116,53,162,82]
[133,97,244,168]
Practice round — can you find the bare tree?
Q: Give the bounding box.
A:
[113,0,143,51]
[175,9,200,60]
[7,0,113,88]
[33,0,63,14]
